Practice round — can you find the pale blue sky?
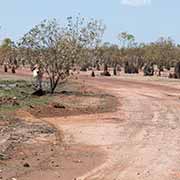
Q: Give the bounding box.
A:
[0,0,179,44]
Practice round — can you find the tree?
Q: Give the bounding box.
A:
[19,16,105,93]
[0,38,18,73]
[98,43,111,76]
[80,19,106,77]
[19,19,81,93]
[144,37,176,76]
[98,43,121,76]
[109,44,121,75]
[117,33,141,74]
[118,32,135,48]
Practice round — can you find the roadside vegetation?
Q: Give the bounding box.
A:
[0,15,180,96]
[0,78,117,116]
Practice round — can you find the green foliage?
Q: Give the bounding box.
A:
[1,38,13,49]
[1,17,180,79]
[118,32,135,48]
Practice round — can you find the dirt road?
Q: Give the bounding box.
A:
[40,76,180,180]
[38,78,180,180]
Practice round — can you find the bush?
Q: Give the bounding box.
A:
[100,71,111,76]
[169,73,177,79]
[124,62,139,74]
[144,64,154,76]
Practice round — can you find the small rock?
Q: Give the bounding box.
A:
[29,105,34,108]
[23,163,30,168]
[53,103,65,109]
[73,160,82,163]
[12,100,19,106]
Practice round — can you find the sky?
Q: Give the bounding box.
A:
[0,0,180,44]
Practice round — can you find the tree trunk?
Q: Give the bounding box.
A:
[91,70,95,77]
[4,65,8,72]
[96,64,100,71]
[175,62,180,79]
[11,66,16,74]
[158,66,163,77]
[113,65,117,76]
[50,75,61,94]
[66,69,70,76]
[158,70,161,76]
[49,78,54,94]
[104,64,108,73]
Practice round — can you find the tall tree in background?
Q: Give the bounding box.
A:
[118,32,139,74]
[0,38,18,73]
[118,32,135,48]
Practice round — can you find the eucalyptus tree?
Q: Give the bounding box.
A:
[19,16,105,93]
[83,19,106,76]
[156,37,176,72]
[118,32,135,48]
[19,18,84,93]
[143,37,176,76]
[117,32,141,74]
[0,38,18,73]
[19,19,65,93]
[98,42,111,75]
[102,44,121,75]
[108,44,121,75]
[65,16,105,77]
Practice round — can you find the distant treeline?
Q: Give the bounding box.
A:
[0,17,180,92]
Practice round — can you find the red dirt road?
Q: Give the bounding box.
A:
[42,75,180,180]
[4,72,180,180]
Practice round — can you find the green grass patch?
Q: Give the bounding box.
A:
[0,80,51,114]
[0,79,118,119]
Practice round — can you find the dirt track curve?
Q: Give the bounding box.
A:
[44,76,180,180]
